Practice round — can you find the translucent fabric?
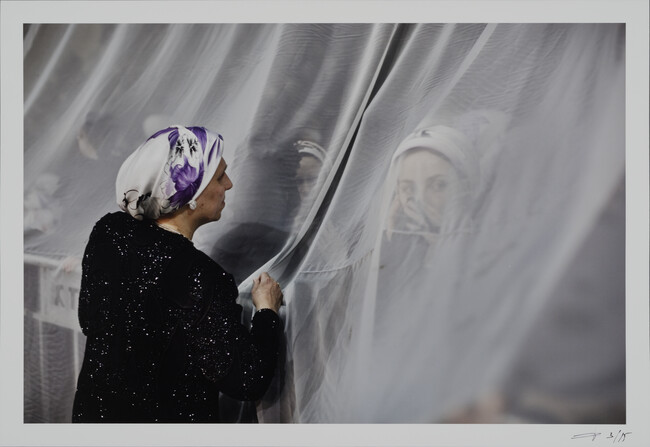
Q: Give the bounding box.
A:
[23,23,625,423]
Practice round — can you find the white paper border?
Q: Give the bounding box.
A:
[2,1,648,446]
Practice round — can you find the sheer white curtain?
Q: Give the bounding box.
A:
[23,23,625,423]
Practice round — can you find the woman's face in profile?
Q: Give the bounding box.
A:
[396,148,456,232]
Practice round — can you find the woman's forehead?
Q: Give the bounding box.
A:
[217,158,228,172]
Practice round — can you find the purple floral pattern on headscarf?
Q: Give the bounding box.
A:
[187,126,208,152]
[167,155,204,208]
[116,125,224,220]
[163,129,206,208]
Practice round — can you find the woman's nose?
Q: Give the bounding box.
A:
[409,186,425,203]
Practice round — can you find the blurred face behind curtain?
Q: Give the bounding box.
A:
[395,148,456,235]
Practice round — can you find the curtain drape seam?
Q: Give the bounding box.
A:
[296,249,374,275]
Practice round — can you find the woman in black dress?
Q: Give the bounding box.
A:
[72,125,284,422]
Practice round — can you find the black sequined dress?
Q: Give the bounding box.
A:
[72,212,283,422]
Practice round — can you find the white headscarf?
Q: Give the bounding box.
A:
[115,125,224,220]
[393,125,478,184]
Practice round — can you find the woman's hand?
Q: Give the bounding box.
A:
[251,272,283,313]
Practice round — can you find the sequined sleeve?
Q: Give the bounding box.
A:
[181,261,283,402]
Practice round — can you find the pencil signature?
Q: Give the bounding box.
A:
[571,430,631,443]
